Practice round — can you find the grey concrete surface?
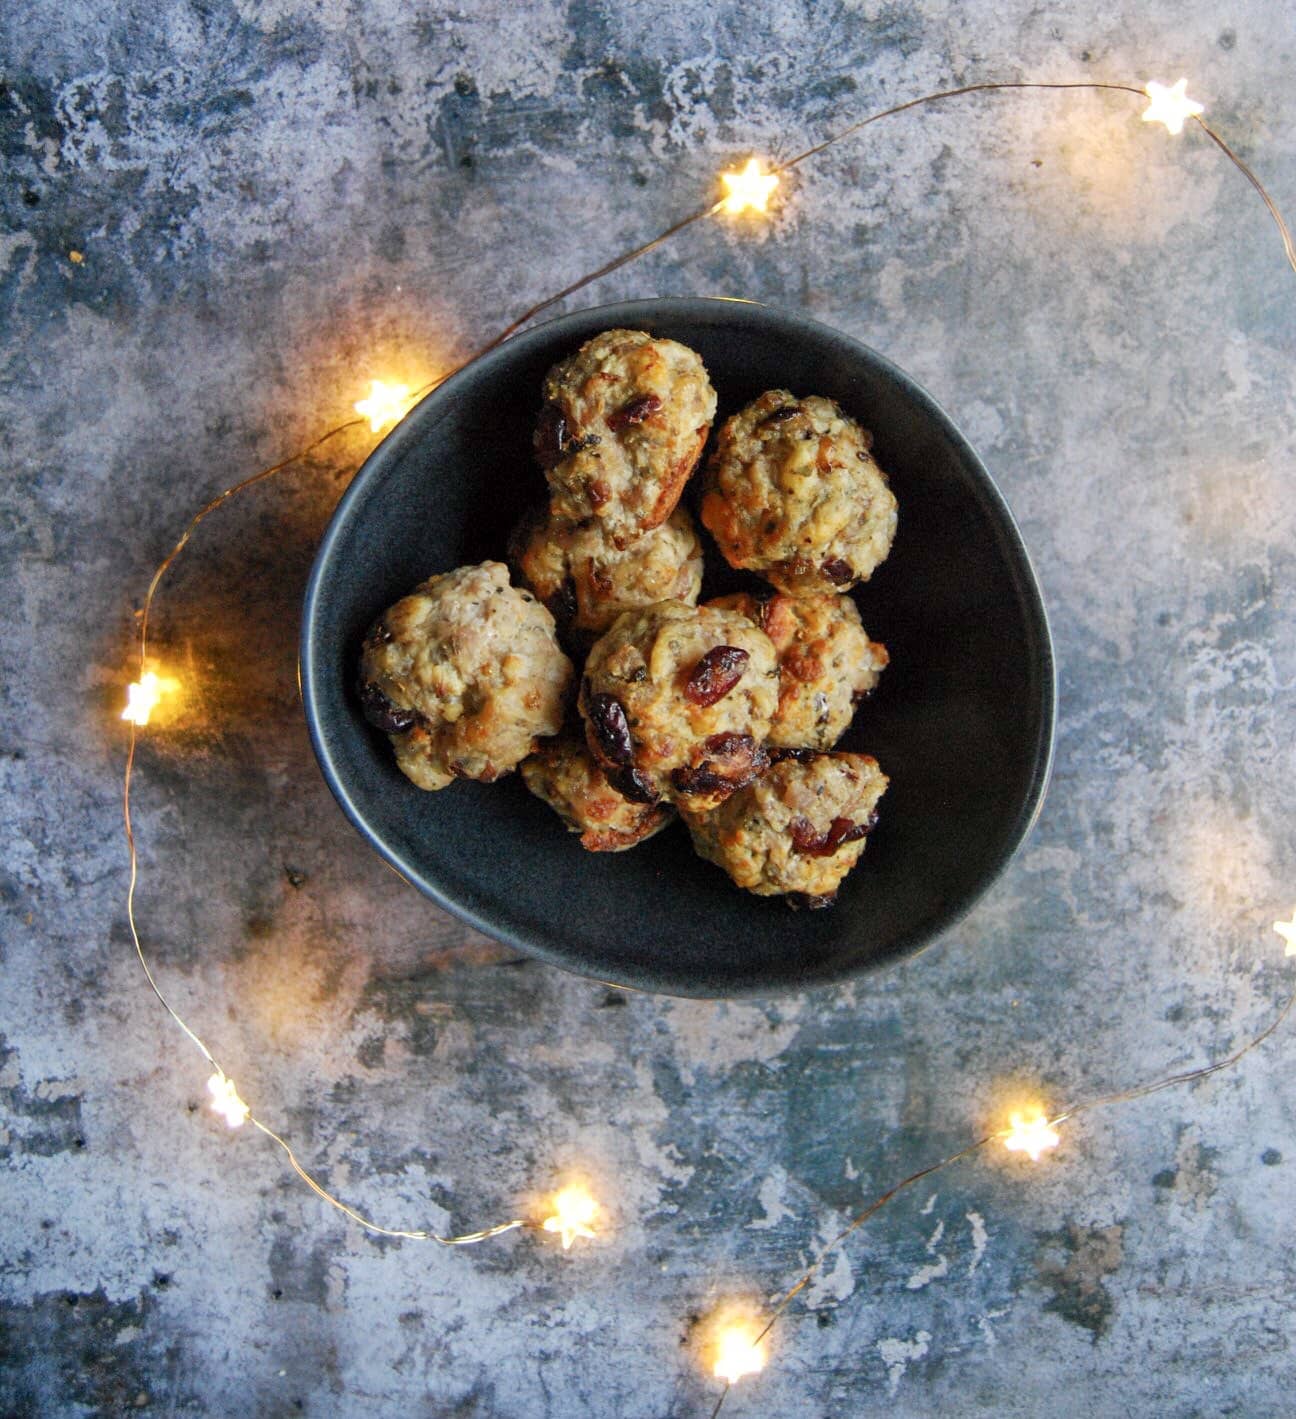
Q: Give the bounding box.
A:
[2,2,1294,1415]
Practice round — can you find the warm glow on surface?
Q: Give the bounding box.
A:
[121,670,179,726]
[713,1322,767,1386]
[1274,909,1296,957]
[354,380,413,433]
[207,1072,250,1128]
[719,158,779,215]
[541,1184,597,1249]
[1004,1111,1061,1162]
[1142,79,1204,136]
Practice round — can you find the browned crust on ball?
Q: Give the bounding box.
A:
[509,503,704,642]
[357,562,572,791]
[521,736,674,852]
[537,329,717,546]
[646,422,709,530]
[699,389,898,595]
[682,750,889,903]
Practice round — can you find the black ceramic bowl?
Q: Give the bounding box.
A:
[301,297,1054,997]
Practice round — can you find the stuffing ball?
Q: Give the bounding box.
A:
[700,389,897,595]
[510,503,704,643]
[357,561,572,790]
[708,591,888,750]
[536,329,717,546]
[684,750,889,908]
[579,599,779,811]
[521,735,674,852]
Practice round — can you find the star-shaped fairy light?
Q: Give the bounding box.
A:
[1141,78,1204,136]
[354,379,413,433]
[713,1322,767,1386]
[541,1184,597,1250]
[121,669,179,726]
[719,158,779,216]
[122,671,163,725]
[207,1071,250,1129]
[1274,909,1296,957]
[1003,1110,1061,1162]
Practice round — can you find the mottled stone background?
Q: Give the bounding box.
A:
[2,1,1294,1414]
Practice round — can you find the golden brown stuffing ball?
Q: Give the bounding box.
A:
[684,750,888,908]
[708,591,888,750]
[521,735,674,852]
[357,561,572,791]
[536,329,717,547]
[509,504,704,643]
[579,599,779,811]
[699,389,898,595]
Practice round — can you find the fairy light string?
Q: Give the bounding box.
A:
[119,69,1293,1365]
[708,966,1296,1416]
[119,373,589,1246]
[376,78,1292,401]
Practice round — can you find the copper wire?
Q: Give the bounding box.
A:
[120,76,1294,1284]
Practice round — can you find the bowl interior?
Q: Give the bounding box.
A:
[301,297,1054,996]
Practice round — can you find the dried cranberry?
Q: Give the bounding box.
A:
[670,762,727,796]
[605,765,658,804]
[358,681,417,734]
[670,733,768,797]
[786,891,836,911]
[586,692,634,765]
[535,406,598,468]
[606,393,662,432]
[534,403,568,469]
[827,817,874,851]
[704,731,764,761]
[821,557,854,585]
[547,579,577,625]
[788,812,877,857]
[768,746,820,764]
[683,645,749,706]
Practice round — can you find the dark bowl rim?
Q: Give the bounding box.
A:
[300,295,1057,998]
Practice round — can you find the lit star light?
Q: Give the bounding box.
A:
[354,380,413,433]
[207,1072,250,1128]
[1142,78,1204,136]
[713,1323,767,1386]
[121,670,179,726]
[1004,1110,1061,1162]
[1274,909,1296,957]
[541,1184,597,1250]
[122,671,162,725]
[719,158,779,216]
